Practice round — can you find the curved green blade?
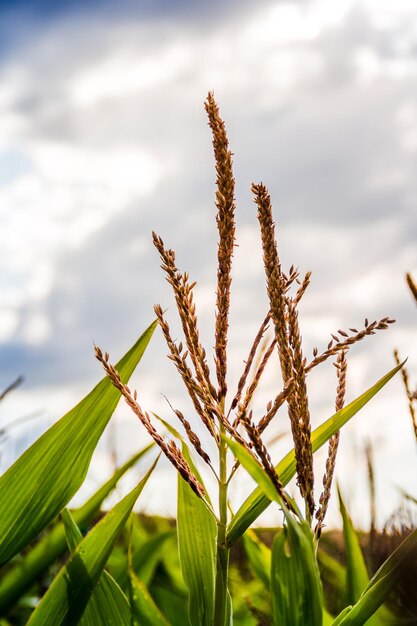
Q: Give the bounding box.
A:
[335,526,417,625]
[226,362,402,546]
[338,488,370,605]
[130,569,170,626]
[61,508,131,626]
[243,530,271,589]
[0,444,154,613]
[177,446,216,626]
[26,460,157,626]
[0,320,156,566]
[271,517,323,626]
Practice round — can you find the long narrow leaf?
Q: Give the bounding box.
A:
[26,460,157,626]
[338,489,394,625]
[225,438,322,625]
[0,444,153,613]
[243,530,271,589]
[0,321,156,566]
[225,437,283,507]
[271,517,323,626]
[338,488,370,604]
[226,362,402,546]
[177,446,216,626]
[323,608,335,625]
[62,508,131,626]
[317,547,347,613]
[335,526,417,625]
[130,569,170,626]
[112,530,173,590]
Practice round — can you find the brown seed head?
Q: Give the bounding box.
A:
[205,92,236,401]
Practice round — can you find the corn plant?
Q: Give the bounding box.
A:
[394,272,417,445]
[96,94,409,626]
[0,94,415,625]
[0,322,160,623]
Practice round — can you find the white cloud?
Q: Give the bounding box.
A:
[70,42,191,107]
[0,0,416,524]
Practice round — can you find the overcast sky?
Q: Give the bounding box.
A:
[0,0,416,528]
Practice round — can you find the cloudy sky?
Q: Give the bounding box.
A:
[0,0,416,528]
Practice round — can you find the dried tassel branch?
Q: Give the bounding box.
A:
[229,270,309,418]
[253,182,293,385]
[305,318,395,373]
[287,299,315,518]
[240,412,292,508]
[205,92,236,402]
[94,345,205,499]
[315,350,348,536]
[152,233,217,401]
[233,338,276,428]
[254,181,320,514]
[283,265,300,291]
[230,312,271,412]
[0,375,24,402]
[154,304,218,439]
[293,271,311,307]
[406,272,417,304]
[394,349,417,441]
[257,378,295,435]
[162,393,213,467]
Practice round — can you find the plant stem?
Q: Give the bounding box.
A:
[214,421,230,626]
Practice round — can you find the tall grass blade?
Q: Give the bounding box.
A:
[334,526,417,625]
[226,362,402,546]
[243,529,271,589]
[338,489,395,625]
[61,508,131,626]
[112,529,173,590]
[0,444,153,613]
[0,321,156,566]
[271,516,323,626]
[130,569,170,626]
[225,437,322,625]
[323,608,335,625]
[26,460,157,625]
[338,488,370,604]
[317,547,347,613]
[177,445,216,626]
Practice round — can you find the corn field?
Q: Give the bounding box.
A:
[0,95,416,626]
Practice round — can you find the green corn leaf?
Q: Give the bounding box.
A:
[317,547,347,614]
[112,529,173,590]
[226,362,402,546]
[61,508,83,550]
[0,320,156,566]
[130,569,170,626]
[78,572,131,626]
[323,608,335,625]
[26,459,157,626]
[338,489,394,625]
[61,508,131,626]
[153,414,214,515]
[338,488,370,604]
[151,584,188,626]
[225,437,284,507]
[0,444,154,616]
[224,437,322,625]
[271,515,323,626]
[335,526,417,625]
[332,607,353,625]
[133,531,173,586]
[243,529,271,589]
[177,445,216,626]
